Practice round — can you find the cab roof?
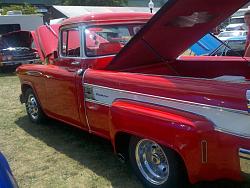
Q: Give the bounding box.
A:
[61,12,152,26]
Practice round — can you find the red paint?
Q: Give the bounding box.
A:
[16,0,250,185]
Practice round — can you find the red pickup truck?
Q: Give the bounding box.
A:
[17,0,250,187]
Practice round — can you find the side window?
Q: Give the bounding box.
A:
[61,28,81,57]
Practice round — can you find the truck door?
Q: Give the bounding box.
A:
[44,27,84,127]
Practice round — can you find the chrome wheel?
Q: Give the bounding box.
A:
[26,93,39,120]
[135,139,169,185]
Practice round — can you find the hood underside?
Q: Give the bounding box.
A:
[32,24,60,61]
[0,31,32,49]
[107,0,250,70]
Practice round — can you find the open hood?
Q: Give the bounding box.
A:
[0,31,32,49]
[32,24,60,61]
[107,0,250,70]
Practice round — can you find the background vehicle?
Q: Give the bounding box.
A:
[217,30,247,41]
[211,36,246,56]
[225,16,247,31]
[0,31,40,72]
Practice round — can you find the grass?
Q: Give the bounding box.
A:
[0,73,249,188]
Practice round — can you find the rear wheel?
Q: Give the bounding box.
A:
[129,136,187,188]
[24,88,45,123]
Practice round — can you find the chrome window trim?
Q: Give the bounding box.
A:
[59,25,82,59]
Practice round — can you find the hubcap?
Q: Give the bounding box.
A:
[26,94,39,120]
[135,139,169,185]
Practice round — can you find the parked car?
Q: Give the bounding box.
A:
[189,33,246,57]
[225,16,247,31]
[17,0,250,187]
[0,152,18,188]
[217,30,247,41]
[0,31,40,72]
[211,36,246,56]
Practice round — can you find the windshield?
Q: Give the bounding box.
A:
[85,24,144,57]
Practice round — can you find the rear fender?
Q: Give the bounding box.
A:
[109,99,214,183]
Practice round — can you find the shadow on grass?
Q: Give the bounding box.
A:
[16,116,250,188]
[0,72,16,77]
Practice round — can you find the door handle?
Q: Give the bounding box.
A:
[71,61,80,65]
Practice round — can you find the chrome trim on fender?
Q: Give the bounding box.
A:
[201,140,208,164]
[85,98,110,107]
[239,148,250,175]
[83,83,250,139]
[26,71,43,76]
[82,69,92,133]
[83,83,247,115]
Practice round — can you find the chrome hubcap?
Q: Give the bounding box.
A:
[26,94,39,120]
[135,139,169,185]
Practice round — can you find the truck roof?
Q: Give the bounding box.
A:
[61,12,152,26]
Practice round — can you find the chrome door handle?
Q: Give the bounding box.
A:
[71,61,80,65]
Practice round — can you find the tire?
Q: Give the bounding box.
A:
[129,136,187,188]
[24,88,46,124]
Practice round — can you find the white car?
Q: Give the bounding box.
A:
[217,30,247,41]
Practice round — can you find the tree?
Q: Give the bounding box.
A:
[60,0,127,6]
[1,4,37,15]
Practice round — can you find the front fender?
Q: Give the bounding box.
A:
[109,99,215,183]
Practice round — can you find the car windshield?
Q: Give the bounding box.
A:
[85,24,144,57]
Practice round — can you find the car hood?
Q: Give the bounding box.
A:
[0,31,32,49]
[107,0,249,70]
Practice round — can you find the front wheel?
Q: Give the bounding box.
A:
[129,137,187,188]
[24,88,45,124]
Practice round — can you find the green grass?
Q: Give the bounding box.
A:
[0,73,249,188]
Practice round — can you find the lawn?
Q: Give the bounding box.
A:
[0,73,249,188]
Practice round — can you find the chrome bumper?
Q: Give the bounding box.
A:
[239,148,250,175]
[0,59,39,66]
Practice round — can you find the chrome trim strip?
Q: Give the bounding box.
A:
[85,98,110,107]
[82,69,92,133]
[215,128,250,139]
[83,83,250,139]
[26,71,43,76]
[201,140,208,164]
[239,148,250,157]
[83,83,247,115]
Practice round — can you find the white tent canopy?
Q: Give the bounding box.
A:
[52,5,159,18]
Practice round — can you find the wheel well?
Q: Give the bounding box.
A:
[114,132,189,182]
[114,132,131,161]
[21,84,32,95]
